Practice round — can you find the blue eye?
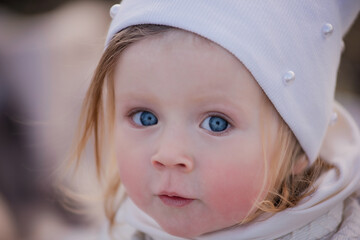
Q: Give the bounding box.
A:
[132,111,158,126]
[201,116,229,132]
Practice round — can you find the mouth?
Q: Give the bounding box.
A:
[158,192,194,207]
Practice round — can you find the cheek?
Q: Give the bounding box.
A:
[200,138,266,220]
[204,164,265,220]
[116,132,151,202]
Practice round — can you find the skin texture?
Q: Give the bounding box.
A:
[114,30,280,238]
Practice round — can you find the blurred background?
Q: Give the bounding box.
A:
[0,0,117,239]
[0,1,359,240]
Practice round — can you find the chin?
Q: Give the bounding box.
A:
[160,223,203,239]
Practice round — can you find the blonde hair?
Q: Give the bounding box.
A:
[67,24,334,232]
[243,96,334,223]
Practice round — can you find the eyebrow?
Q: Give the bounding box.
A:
[115,90,162,105]
[191,91,245,106]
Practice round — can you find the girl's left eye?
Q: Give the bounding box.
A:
[132,111,158,126]
[201,116,229,132]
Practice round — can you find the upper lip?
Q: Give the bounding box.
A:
[158,191,193,199]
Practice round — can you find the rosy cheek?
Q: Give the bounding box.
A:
[118,160,151,208]
[202,158,265,220]
[117,140,147,197]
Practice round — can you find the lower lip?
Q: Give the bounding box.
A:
[159,195,194,207]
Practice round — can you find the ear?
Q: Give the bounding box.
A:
[292,154,309,175]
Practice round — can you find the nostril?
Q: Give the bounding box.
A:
[152,160,187,169]
[152,160,165,169]
[151,155,194,172]
[177,163,186,168]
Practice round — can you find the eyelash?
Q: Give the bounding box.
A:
[126,108,158,127]
[126,109,233,135]
[201,112,233,136]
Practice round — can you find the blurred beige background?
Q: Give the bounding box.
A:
[0,1,117,239]
[0,1,359,240]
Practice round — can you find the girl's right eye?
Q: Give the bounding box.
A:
[132,111,158,126]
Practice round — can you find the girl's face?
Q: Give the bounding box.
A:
[114,30,280,238]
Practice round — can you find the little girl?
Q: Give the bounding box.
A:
[70,1,360,239]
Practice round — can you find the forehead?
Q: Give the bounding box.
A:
[117,28,231,74]
[114,28,264,101]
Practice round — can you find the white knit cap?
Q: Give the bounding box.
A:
[105,0,360,164]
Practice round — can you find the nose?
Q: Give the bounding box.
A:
[151,153,194,173]
[150,132,194,173]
